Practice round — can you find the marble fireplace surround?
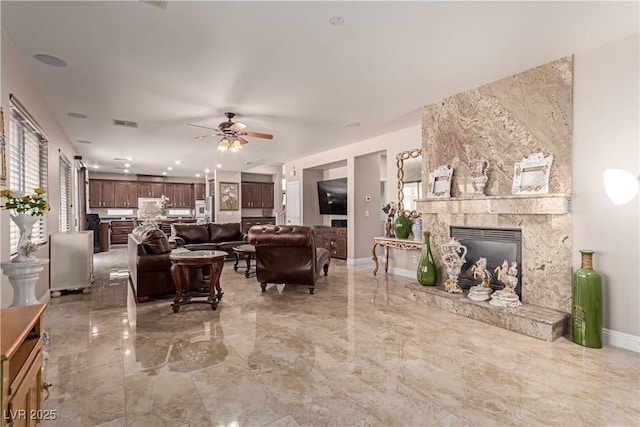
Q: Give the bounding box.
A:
[409,57,573,341]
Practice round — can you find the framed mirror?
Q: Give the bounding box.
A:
[396,149,422,213]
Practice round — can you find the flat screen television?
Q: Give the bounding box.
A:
[317,178,347,215]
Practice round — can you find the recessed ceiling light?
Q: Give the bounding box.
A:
[167,166,173,171]
[92,164,99,169]
[216,164,222,168]
[77,139,92,144]
[195,173,201,178]
[126,157,133,161]
[162,171,167,176]
[123,169,130,174]
[204,168,210,173]
[124,163,131,167]
[329,16,344,26]
[344,121,360,127]
[175,160,181,165]
[34,54,67,67]
[68,112,87,119]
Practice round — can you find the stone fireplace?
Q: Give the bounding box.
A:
[450,226,522,297]
[408,56,573,341]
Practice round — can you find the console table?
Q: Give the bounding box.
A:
[371,237,422,275]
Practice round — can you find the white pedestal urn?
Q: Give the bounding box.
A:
[1,259,49,306]
[1,213,49,306]
[10,213,39,262]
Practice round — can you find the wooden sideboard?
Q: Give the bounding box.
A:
[315,226,347,259]
[1,304,48,427]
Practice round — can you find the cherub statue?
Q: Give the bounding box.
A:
[494,260,510,288]
[504,262,519,293]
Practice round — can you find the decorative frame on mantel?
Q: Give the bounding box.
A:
[427,165,453,199]
[512,153,554,195]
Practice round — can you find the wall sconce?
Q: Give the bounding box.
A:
[603,169,639,206]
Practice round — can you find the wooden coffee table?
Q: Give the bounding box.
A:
[233,244,256,278]
[169,250,227,312]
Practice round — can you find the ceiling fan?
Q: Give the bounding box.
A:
[186,112,273,152]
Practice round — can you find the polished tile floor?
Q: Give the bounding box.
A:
[42,247,639,427]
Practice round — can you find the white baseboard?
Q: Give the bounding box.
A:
[603,328,640,353]
[347,257,373,266]
[388,267,417,279]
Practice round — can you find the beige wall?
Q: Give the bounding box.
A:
[1,30,78,307]
[213,170,241,223]
[354,152,384,259]
[573,34,639,338]
[285,125,422,264]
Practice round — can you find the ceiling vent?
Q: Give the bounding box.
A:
[140,0,168,10]
[113,119,139,128]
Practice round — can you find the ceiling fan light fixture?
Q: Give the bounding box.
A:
[218,138,230,151]
[229,139,242,152]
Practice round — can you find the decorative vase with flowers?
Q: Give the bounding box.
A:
[1,188,50,262]
[159,194,170,217]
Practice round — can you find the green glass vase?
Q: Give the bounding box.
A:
[394,212,411,239]
[572,250,602,348]
[417,231,438,286]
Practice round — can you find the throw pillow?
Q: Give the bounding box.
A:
[142,229,171,254]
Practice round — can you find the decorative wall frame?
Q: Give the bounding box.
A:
[427,165,453,199]
[512,153,554,195]
[219,182,239,210]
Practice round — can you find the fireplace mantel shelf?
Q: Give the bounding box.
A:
[416,193,570,215]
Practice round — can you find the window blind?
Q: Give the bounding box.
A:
[8,95,49,253]
[59,153,72,232]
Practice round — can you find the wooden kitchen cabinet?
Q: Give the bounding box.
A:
[110,220,135,245]
[88,180,115,208]
[241,217,276,233]
[138,182,165,198]
[166,183,193,208]
[241,182,274,209]
[113,181,138,208]
[1,304,47,427]
[194,183,206,200]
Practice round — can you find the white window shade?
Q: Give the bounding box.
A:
[8,95,49,253]
[59,153,72,231]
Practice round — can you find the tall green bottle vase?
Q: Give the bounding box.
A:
[572,250,603,348]
[417,231,438,286]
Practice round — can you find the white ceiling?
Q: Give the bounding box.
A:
[2,1,638,178]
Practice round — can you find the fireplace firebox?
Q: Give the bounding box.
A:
[450,227,522,298]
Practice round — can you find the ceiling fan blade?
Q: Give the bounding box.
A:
[230,122,247,132]
[243,131,273,140]
[195,133,218,139]
[186,123,219,131]
[238,136,250,145]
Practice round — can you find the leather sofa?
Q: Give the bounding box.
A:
[128,228,175,301]
[248,225,331,294]
[170,222,246,258]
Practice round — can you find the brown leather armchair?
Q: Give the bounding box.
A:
[248,225,331,294]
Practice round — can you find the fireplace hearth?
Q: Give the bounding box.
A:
[451,226,522,298]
